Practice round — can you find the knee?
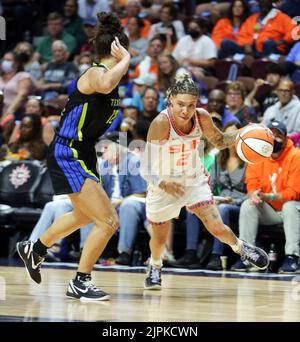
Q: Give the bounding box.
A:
[218,204,229,214]
[240,199,255,214]
[119,198,136,212]
[282,201,298,214]
[94,214,119,235]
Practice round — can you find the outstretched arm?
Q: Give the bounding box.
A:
[199,109,239,150]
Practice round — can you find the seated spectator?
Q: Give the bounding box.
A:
[263,79,300,133]
[79,17,97,54]
[0,52,33,126]
[121,0,151,39]
[212,0,250,57]
[207,89,240,127]
[245,63,282,114]
[157,54,190,94]
[131,36,165,83]
[148,3,185,40]
[14,42,42,82]
[99,132,148,265]
[127,17,148,71]
[35,12,77,64]
[290,132,300,148]
[1,114,47,161]
[132,87,160,123]
[173,17,217,79]
[225,81,257,126]
[221,0,299,58]
[232,121,300,273]
[78,0,111,20]
[282,41,300,82]
[63,0,85,50]
[36,40,77,101]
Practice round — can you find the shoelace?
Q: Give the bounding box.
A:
[241,245,259,263]
[150,267,161,283]
[83,279,101,292]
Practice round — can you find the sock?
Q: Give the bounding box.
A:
[230,238,243,254]
[33,239,48,256]
[75,272,91,282]
[150,256,162,269]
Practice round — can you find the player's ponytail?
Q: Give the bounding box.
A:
[92,12,129,59]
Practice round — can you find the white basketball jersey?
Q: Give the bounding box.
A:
[155,108,207,184]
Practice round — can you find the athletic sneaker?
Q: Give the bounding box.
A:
[144,264,162,290]
[239,240,269,270]
[16,241,44,284]
[66,276,109,301]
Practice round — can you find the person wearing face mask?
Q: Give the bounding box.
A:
[0,51,33,127]
[232,120,300,274]
[14,42,42,81]
[172,17,217,80]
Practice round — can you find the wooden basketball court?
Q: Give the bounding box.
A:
[1,264,300,322]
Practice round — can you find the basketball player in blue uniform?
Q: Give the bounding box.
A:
[17,12,130,301]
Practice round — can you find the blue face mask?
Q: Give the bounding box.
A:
[273,139,284,153]
[1,60,13,73]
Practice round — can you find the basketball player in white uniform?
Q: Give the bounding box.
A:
[141,75,269,289]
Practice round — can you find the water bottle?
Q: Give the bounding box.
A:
[132,250,142,266]
[267,243,278,273]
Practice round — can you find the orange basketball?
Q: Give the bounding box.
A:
[235,125,274,164]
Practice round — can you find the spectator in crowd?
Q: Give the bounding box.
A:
[63,0,85,49]
[282,41,300,82]
[79,17,97,54]
[2,114,47,161]
[121,0,151,39]
[212,0,250,57]
[207,89,240,127]
[77,0,111,20]
[0,52,33,127]
[133,87,160,123]
[127,17,148,71]
[246,63,282,114]
[131,36,165,83]
[14,42,42,82]
[36,40,77,101]
[232,121,300,273]
[98,132,148,266]
[225,81,257,126]
[173,17,217,79]
[157,54,190,94]
[206,122,247,270]
[148,3,185,40]
[263,79,300,133]
[220,0,299,58]
[36,12,77,64]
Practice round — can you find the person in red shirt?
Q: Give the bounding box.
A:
[232,120,300,273]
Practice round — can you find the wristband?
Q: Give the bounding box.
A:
[267,193,275,201]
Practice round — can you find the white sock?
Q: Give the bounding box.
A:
[150,256,162,269]
[230,238,243,254]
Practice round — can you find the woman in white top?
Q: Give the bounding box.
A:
[141,74,269,290]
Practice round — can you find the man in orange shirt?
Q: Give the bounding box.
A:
[232,121,300,273]
[220,0,299,58]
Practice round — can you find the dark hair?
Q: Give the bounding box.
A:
[161,4,178,20]
[158,53,180,92]
[166,74,199,103]
[266,63,283,76]
[218,121,243,169]
[93,12,129,59]
[20,114,43,141]
[228,0,250,24]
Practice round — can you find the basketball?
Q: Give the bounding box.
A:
[235,125,274,164]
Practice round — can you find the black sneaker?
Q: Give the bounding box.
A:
[144,264,162,290]
[206,254,222,271]
[16,241,44,284]
[66,277,110,301]
[240,241,269,270]
[115,252,131,266]
[169,249,198,268]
